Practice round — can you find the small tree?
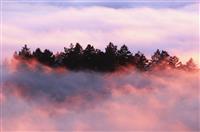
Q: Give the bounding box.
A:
[105,42,117,56]
[33,48,42,60]
[74,43,83,55]
[117,44,132,66]
[169,56,179,68]
[149,50,171,70]
[83,44,96,69]
[151,49,161,63]
[105,42,118,71]
[18,44,32,59]
[186,58,197,71]
[63,43,83,69]
[134,51,149,71]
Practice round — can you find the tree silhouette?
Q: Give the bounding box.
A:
[169,56,180,68]
[54,52,65,67]
[134,51,149,71]
[63,43,83,70]
[105,42,118,71]
[94,49,106,71]
[43,49,55,66]
[33,48,55,66]
[117,44,132,66]
[83,44,96,70]
[33,48,42,61]
[18,44,32,59]
[185,58,197,71]
[149,50,172,70]
[151,49,161,64]
[14,43,198,72]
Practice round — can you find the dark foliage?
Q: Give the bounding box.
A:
[14,43,198,72]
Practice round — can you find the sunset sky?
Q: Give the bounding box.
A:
[1,0,199,65]
[1,1,200,131]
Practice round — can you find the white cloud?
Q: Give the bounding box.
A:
[2,3,199,64]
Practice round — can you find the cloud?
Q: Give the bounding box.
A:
[1,59,199,131]
[2,3,199,65]
[2,0,198,9]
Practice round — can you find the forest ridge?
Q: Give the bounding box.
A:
[14,42,197,72]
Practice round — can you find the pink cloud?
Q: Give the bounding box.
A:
[2,4,199,64]
[2,60,199,131]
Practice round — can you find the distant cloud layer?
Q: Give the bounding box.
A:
[2,0,198,9]
[2,3,199,65]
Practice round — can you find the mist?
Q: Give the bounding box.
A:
[1,59,199,131]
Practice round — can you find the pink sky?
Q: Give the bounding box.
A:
[2,3,199,65]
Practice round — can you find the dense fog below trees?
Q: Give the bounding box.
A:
[1,59,199,131]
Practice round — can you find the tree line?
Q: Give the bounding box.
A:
[14,43,197,72]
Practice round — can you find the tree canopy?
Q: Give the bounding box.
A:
[14,43,198,72]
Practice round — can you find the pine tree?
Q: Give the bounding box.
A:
[18,44,32,59]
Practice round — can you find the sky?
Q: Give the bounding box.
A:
[1,0,199,65]
[2,0,199,9]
